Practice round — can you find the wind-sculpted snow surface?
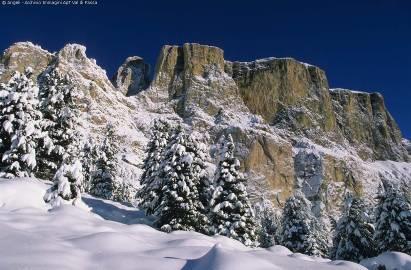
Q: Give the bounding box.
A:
[0,178,373,270]
[360,252,411,270]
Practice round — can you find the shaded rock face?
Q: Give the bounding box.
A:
[112,56,150,96]
[294,150,324,199]
[330,89,407,161]
[229,59,336,133]
[292,147,364,214]
[403,139,411,156]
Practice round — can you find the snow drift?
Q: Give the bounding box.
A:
[0,178,387,270]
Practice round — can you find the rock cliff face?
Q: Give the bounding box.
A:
[112,56,150,96]
[228,58,336,134]
[1,41,409,215]
[150,43,246,118]
[330,89,406,161]
[404,139,411,155]
[0,42,53,81]
[146,44,407,162]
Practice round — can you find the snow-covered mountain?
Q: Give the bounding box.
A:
[0,41,410,217]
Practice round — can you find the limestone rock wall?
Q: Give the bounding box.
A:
[150,43,245,117]
[0,42,53,81]
[330,89,407,161]
[228,58,336,133]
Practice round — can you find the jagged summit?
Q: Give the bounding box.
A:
[1,41,409,215]
[1,41,53,80]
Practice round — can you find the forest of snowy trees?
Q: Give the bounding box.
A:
[0,67,133,207]
[138,117,411,259]
[0,67,410,263]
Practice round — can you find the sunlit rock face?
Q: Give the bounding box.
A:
[0,42,53,81]
[330,88,407,161]
[228,58,336,134]
[150,43,245,118]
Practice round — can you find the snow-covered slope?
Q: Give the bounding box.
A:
[360,252,411,270]
[0,178,371,270]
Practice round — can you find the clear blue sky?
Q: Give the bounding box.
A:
[0,0,410,138]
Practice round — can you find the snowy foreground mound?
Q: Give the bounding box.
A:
[0,179,409,270]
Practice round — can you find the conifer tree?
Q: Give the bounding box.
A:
[138,119,171,215]
[374,183,411,255]
[255,199,281,248]
[43,159,84,207]
[280,192,328,256]
[89,124,121,200]
[42,68,84,206]
[155,126,209,233]
[209,134,258,247]
[81,137,98,193]
[0,68,42,178]
[331,194,376,262]
[43,134,84,206]
[37,68,78,179]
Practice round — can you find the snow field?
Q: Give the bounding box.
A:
[0,178,383,270]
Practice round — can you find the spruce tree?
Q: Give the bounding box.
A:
[81,137,98,193]
[280,192,328,256]
[255,199,281,248]
[43,133,84,206]
[331,194,376,262]
[37,68,78,179]
[43,159,84,207]
[0,68,43,178]
[42,68,84,206]
[155,126,208,233]
[89,124,121,201]
[374,183,411,255]
[209,134,258,247]
[311,211,330,257]
[138,119,171,215]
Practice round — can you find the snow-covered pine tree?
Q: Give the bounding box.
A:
[81,137,98,193]
[374,183,411,255]
[155,126,209,234]
[41,68,85,207]
[43,159,84,207]
[113,180,136,203]
[37,68,79,179]
[280,192,328,256]
[0,67,43,178]
[89,124,121,201]
[331,194,376,262]
[138,119,171,215]
[313,204,332,257]
[43,133,84,206]
[0,82,8,156]
[209,134,258,247]
[255,199,281,248]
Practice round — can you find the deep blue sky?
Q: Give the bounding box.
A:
[0,0,410,138]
